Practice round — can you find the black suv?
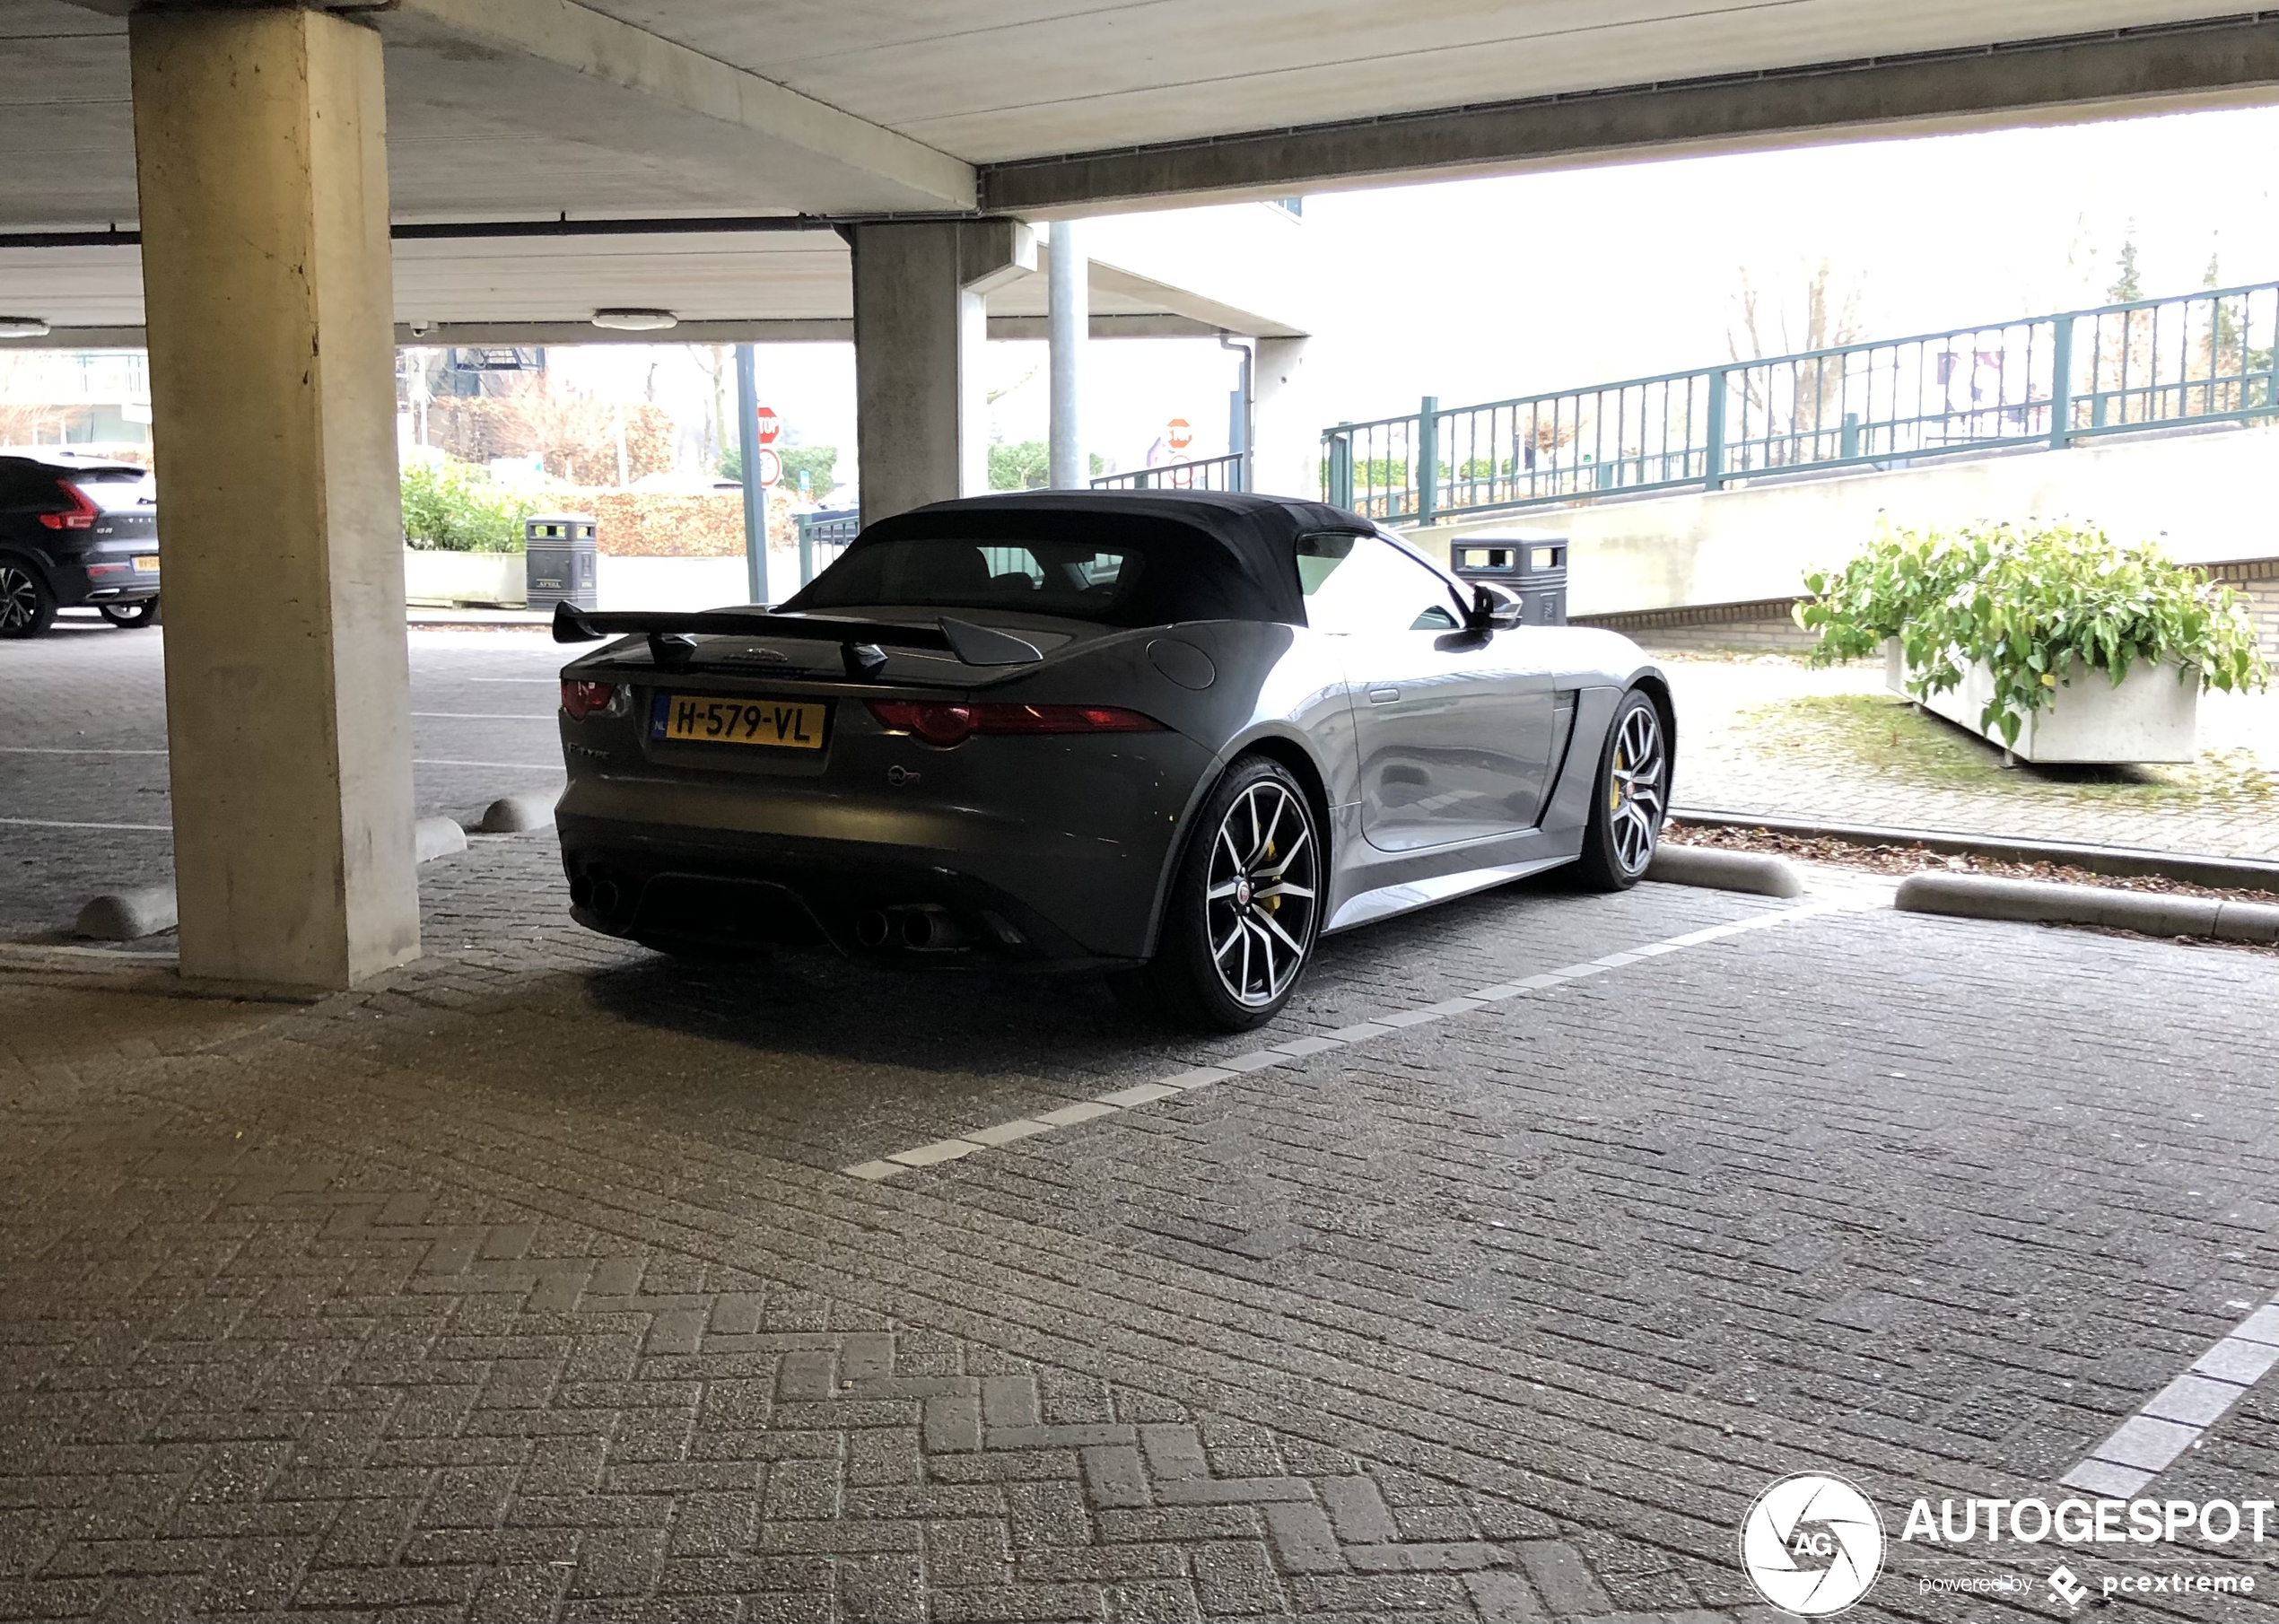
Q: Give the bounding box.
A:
[0,454,161,638]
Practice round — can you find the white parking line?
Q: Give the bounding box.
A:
[0,745,559,773]
[842,891,1882,1182]
[0,816,171,832]
[0,746,167,755]
[412,759,565,771]
[2058,1301,2279,1497]
[412,712,558,720]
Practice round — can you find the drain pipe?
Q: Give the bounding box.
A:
[1219,333,1253,492]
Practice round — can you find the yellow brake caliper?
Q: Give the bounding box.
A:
[1263,840,1279,911]
[1611,746,1625,812]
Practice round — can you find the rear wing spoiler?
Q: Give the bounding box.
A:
[551,600,1041,675]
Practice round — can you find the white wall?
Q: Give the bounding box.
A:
[1406,423,2279,617]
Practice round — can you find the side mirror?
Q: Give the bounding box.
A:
[1468,584,1525,632]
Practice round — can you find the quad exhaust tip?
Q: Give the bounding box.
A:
[854,905,966,952]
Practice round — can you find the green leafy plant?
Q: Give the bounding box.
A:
[401,458,538,553]
[1795,521,2269,746]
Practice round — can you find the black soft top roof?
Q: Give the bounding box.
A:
[831,489,1373,625]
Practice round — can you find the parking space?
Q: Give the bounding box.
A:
[4,803,2279,1619]
[0,624,564,940]
[8,628,2279,1620]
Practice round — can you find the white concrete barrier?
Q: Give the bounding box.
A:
[1897,870,2279,943]
[1405,423,2279,618]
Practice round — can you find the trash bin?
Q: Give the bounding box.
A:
[1449,532,1567,626]
[525,513,598,613]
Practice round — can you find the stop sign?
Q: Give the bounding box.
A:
[755,406,781,445]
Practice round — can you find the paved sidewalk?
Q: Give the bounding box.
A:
[1666,656,2279,860]
[4,836,2279,1620]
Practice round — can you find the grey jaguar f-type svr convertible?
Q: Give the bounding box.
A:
[550,490,1672,1030]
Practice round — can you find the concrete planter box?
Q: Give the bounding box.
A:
[404,547,525,607]
[1883,638,2198,764]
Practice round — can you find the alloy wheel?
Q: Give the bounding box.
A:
[1204,779,1319,1008]
[0,567,37,633]
[1607,702,1668,876]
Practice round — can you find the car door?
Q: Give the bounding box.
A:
[1299,531,1558,852]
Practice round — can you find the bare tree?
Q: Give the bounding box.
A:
[1726,258,1868,466]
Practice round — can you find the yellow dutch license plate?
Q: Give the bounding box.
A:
[132,555,161,574]
[653,693,829,750]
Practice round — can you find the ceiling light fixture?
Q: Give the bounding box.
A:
[0,316,50,339]
[590,309,677,332]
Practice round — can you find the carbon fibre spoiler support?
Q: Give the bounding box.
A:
[549,601,1041,669]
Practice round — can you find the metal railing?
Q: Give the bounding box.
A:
[794,507,859,585]
[1091,452,1245,493]
[1323,279,2279,525]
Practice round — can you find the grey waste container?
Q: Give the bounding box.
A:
[525,513,598,613]
[1450,532,1567,626]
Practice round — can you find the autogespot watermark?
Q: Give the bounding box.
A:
[1738,1476,2269,1617]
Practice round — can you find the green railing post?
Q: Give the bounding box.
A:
[1414,397,1438,526]
[1703,368,1728,492]
[1327,424,1353,510]
[2049,314,2076,450]
[1839,412,1860,460]
[797,514,815,586]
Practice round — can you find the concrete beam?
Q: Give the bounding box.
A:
[979,14,2279,214]
[0,312,1230,349]
[380,0,974,213]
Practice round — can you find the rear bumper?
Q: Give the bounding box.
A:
[558,819,1130,967]
[50,556,160,607]
[554,729,1214,965]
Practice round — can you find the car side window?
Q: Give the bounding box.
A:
[1297,532,1463,634]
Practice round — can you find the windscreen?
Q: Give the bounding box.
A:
[62,467,156,513]
[790,537,1143,622]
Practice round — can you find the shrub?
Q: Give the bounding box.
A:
[401,458,538,553]
[1796,521,2269,746]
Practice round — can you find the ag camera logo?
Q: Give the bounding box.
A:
[1739,1473,1886,1616]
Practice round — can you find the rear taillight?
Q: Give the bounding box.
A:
[36,482,99,530]
[560,680,623,720]
[866,701,1164,747]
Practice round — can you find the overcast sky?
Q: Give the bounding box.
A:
[557,100,2279,490]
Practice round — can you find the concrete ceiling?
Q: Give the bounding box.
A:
[3,0,2275,328]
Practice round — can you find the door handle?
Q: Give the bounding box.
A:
[1367,686,1400,704]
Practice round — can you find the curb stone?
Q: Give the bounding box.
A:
[476,793,555,834]
[73,884,178,942]
[1673,807,2279,896]
[1644,843,1803,898]
[72,817,476,943]
[1895,870,2279,944]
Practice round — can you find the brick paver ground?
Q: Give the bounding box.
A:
[9,623,2279,1620]
[4,827,2279,1620]
[1666,656,2279,861]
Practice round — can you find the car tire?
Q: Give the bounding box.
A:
[100,598,161,629]
[1573,687,1670,891]
[0,561,56,640]
[1142,755,1323,1032]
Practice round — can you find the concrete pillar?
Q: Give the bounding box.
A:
[851,219,1035,525]
[1047,220,1087,488]
[1251,336,1318,500]
[130,6,419,991]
